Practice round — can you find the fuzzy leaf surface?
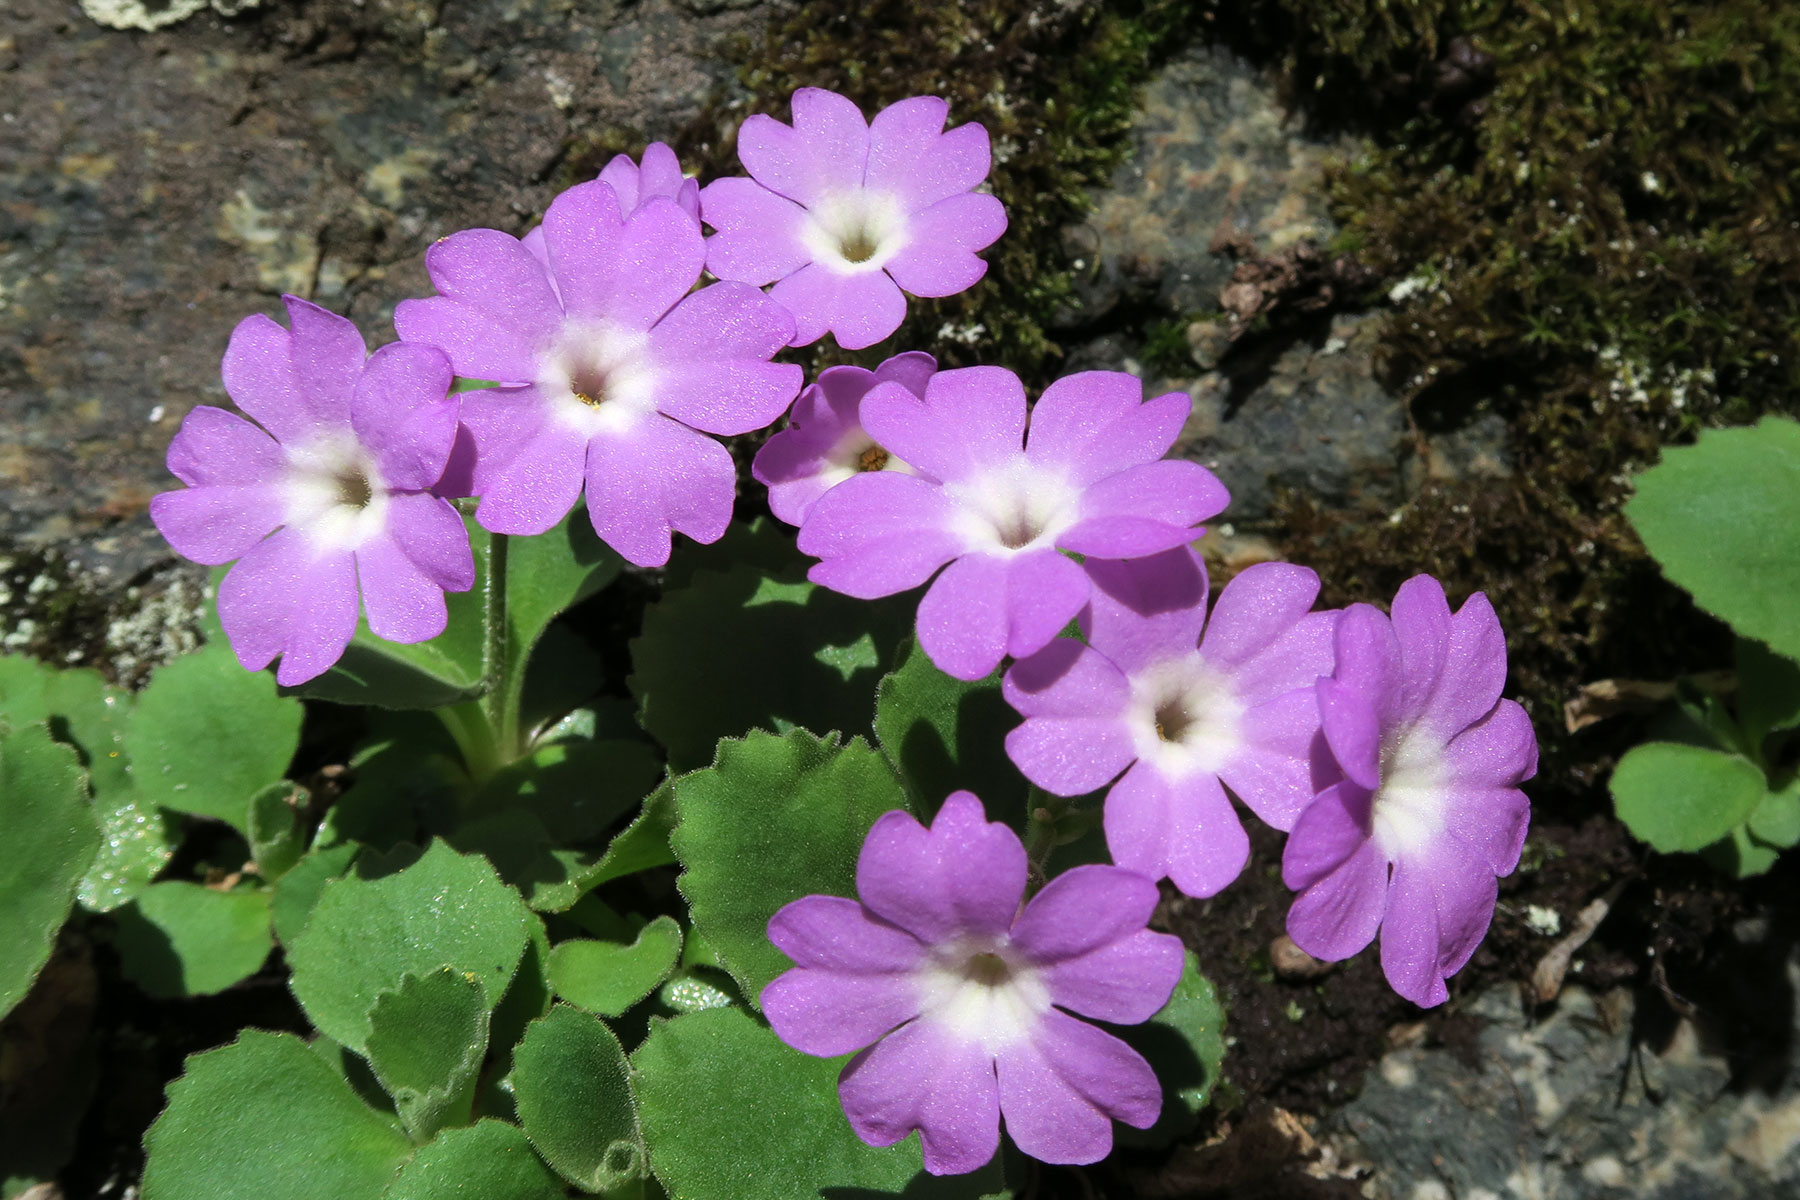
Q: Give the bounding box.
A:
[1626,417,1800,661]
[0,723,100,1017]
[286,840,530,1052]
[141,1030,411,1200]
[381,1120,562,1200]
[126,642,303,832]
[548,915,684,1017]
[672,729,907,1006]
[512,1004,643,1192]
[874,637,1027,817]
[1611,741,1768,853]
[1116,951,1227,1147]
[113,881,273,999]
[365,967,490,1141]
[631,1006,1004,1199]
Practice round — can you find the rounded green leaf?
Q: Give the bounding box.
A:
[548,916,684,1017]
[874,638,1029,817]
[631,1007,1003,1199]
[1611,741,1769,853]
[512,1004,642,1191]
[126,643,304,832]
[630,565,909,771]
[381,1120,562,1200]
[1737,636,1800,745]
[142,1030,411,1200]
[286,840,531,1052]
[113,881,273,999]
[1115,951,1227,1147]
[365,968,490,1141]
[0,723,101,1017]
[81,790,175,914]
[248,781,308,881]
[271,841,360,947]
[1748,777,1800,849]
[1626,417,1800,661]
[671,729,908,1005]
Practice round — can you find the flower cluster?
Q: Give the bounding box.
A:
[156,85,1537,1178]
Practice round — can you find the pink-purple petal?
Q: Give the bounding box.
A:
[740,88,870,206]
[854,792,1025,944]
[149,485,284,566]
[416,228,563,344]
[1378,859,1449,1007]
[768,895,925,974]
[1042,929,1185,1024]
[1330,603,1407,733]
[582,414,735,568]
[655,360,803,437]
[392,296,545,386]
[471,413,588,536]
[1069,458,1229,534]
[861,366,1027,482]
[165,406,284,487]
[1161,770,1252,899]
[1443,785,1533,876]
[1025,375,1187,485]
[916,553,1010,681]
[350,342,458,491]
[1198,562,1323,671]
[838,1019,1000,1176]
[1217,687,1332,831]
[1317,676,1382,791]
[1285,837,1387,963]
[865,96,993,208]
[385,492,475,592]
[822,269,910,351]
[1003,550,1090,660]
[650,280,799,366]
[220,311,348,446]
[763,969,921,1057]
[799,472,965,596]
[699,178,812,285]
[1056,515,1202,560]
[1078,548,1210,676]
[997,1010,1162,1163]
[882,192,1005,298]
[218,529,359,686]
[356,530,448,645]
[1011,865,1162,963]
[1281,781,1374,892]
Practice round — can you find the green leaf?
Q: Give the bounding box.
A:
[365,968,490,1141]
[874,638,1028,817]
[0,723,100,1017]
[657,970,738,1014]
[631,564,909,771]
[549,916,684,1017]
[141,1030,411,1200]
[287,840,532,1052]
[1737,636,1800,746]
[568,782,678,893]
[0,655,173,912]
[248,781,307,881]
[381,1120,562,1200]
[1115,952,1227,1147]
[512,1004,643,1192]
[1704,823,1784,879]
[271,841,360,947]
[672,729,907,1005]
[1611,741,1769,853]
[126,643,304,832]
[1748,777,1800,849]
[1626,417,1800,660]
[489,912,552,1066]
[502,512,623,706]
[113,881,273,999]
[631,1006,1003,1199]
[468,738,662,844]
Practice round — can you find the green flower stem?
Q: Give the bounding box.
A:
[1023,787,1071,885]
[480,530,518,761]
[437,701,502,783]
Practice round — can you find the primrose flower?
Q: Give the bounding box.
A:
[763,791,1183,1175]
[394,181,801,566]
[797,367,1229,681]
[702,88,1007,350]
[1282,575,1536,1007]
[752,351,935,526]
[1005,548,1338,898]
[151,296,473,686]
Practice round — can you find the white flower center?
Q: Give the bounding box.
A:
[540,321,657,437]
[282,434,389,551]
[1128,655,1246,777]
[1370,727,1451,861]
[915,938,1050,1053]
[812,430,912,494]
[945,459,1081,555]
[802,189,909,274]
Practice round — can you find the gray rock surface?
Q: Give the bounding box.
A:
[1326,981,1800,1199]
[1,0,770,577]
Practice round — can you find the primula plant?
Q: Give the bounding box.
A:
[0,87,1539,1199]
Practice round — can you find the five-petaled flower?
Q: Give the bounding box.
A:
[1282,575,1537,1007]
[796,366,1229,681]
[752,351,934,527]
[702,88,1007,350]
[151,295,474,685]
[1005,547,1339,898]
[762,791,1184,1175]
[395,180,801,567]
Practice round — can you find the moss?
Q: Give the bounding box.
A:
[679,0,1210,386]
[1207,0,1800,786]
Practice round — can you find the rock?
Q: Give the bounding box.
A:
[0,0,771,578]
[1328,981,1800,1198]
[1270,934,1334,981]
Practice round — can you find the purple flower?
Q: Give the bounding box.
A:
[518,143,701,270]
[796,367,1229,681]
[1004,548,1338,898]
[1282,576,1536,1007]
[701,88,1007,350]
[150,296,473,686]
[394,181,801,566]
[752,351,936,526]
[763,791,1183,1175]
